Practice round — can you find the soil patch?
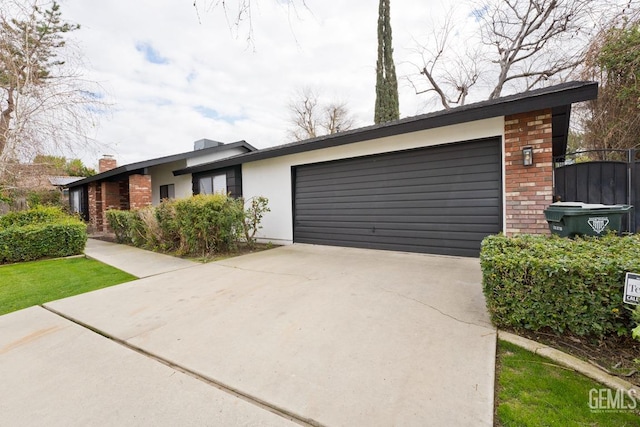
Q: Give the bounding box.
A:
[506,327,640,387]
[88,233,276,262]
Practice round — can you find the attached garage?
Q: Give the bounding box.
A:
[293,138,502,257]
[172,82,599,258]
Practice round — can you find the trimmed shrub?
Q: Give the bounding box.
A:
[105,209,145,246]
[173,194,244,255]
[0,220,87,264]
[481,233,640,338]
[0,205,68,228]
[105,210,133,244]
[154,199,181,252]
[106,194,253,257]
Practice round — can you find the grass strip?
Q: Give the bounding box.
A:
[0,257,136,315]
[496,340,639,426]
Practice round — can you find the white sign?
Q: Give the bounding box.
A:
[588,217,610,234]
[624,273,640,305]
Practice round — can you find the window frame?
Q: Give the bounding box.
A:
[159,183,175,200]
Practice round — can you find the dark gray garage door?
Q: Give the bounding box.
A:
[293,138,502,257]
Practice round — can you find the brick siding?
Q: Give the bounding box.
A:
[129,174,152,210]
[504,108,553,235]
[98,156,117,173]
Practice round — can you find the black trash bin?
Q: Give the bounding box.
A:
[544,202,633,237]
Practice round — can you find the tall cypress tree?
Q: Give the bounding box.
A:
[374,0,399,124]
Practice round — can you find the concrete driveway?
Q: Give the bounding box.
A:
[0,244,496,426]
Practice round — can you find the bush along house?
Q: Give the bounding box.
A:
[66,139,255,232]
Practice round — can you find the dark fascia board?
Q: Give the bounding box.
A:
[551,105,572,159]
[173,81,598,176]
[67,140,256,188]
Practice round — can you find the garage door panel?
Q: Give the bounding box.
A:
[295,235,483,257]
[296,212,501,225]
[296,198,501,210]
[301,224,500,239]
[296,194,501,207]
[296,168,500,190]
[297,156,499,183]
[298,207,501,217]
[296,227,488,245]
[296,181,501,199]
[293,138,502,257]
[295,221,499,232]
[297,144,498,177]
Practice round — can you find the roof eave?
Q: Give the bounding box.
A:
[173,81,598,175]
[67,140,255,188]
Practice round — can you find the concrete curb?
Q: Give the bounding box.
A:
[498,330,639,400]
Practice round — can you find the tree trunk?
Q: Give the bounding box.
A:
[0,87,15,157]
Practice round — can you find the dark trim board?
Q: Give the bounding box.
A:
[292,138,503,257]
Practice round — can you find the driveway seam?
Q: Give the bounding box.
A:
[41,305,325,427]
[84,253,201,279]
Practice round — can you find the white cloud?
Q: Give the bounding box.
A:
[59,0,466,167]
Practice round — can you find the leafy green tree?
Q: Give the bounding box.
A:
[374,0,399,124]
[64,158,96,177]
[33,154,66,172]
[34,154,96,177]
[582,20,640,152]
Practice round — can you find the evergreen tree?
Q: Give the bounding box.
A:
[374,0,399,124]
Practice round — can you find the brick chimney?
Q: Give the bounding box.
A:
[99,155,117,173]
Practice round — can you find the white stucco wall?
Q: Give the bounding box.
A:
[149,160,193,205]
[186,147,247,167]
[242,117,505,244]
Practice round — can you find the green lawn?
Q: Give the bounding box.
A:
[496,340,640,426]
[0,257,136,315]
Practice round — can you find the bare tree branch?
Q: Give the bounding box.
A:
[409,0,640,109]
[287,87,355,141]
[0,0,105,182]
[192,0,310,48]
[406,10,482,109]
[287,87,318,141]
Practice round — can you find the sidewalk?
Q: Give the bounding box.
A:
[84,238,199,278]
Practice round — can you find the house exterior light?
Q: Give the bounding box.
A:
[522,147,533,166]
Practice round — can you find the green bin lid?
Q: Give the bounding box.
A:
[544,202,632,221]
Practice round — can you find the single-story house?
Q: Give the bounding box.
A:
[68,81,598,256]
[66,139,256,230]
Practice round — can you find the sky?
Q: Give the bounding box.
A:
[58,0,480,167]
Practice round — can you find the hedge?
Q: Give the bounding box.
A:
[480,233,640,338]
[0,220,87,264]
[0,205,69,228]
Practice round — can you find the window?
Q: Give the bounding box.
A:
[198,174,227,195]
[70,188,83,214]
[160,184,175,200]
